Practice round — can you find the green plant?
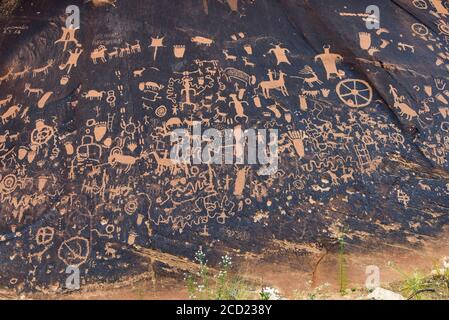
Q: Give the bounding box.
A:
[185,249,253,300]
[259,291,271,300]
[387,261,437,300]
[338,227,348,295]
[186,248,212,300]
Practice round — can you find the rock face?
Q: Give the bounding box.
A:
[0,0,448,292]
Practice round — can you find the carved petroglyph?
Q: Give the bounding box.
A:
[1,0,448,292]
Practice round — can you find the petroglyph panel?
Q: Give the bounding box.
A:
[0,0,448,292]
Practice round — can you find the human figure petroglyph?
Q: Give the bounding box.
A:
[314,45,345,80]
[233,166,249,197]
[54,27,80,51]
[179,73,198,109]
[229,93,248,122]
[268,44,291,65]
[59,47,83,74]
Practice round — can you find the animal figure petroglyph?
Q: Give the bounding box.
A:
[108,47,119,59]
[191,36,214,46]
[119,43,131,57]
[222,67,256,86]
[0,95,13,108]
[12,66,30,80]
[295,65,323,88]
[108,148,147,173]
[139,81,164,91]
[82,90,106,100]
[0,69,12,84]
[258,70,289,99]
[223,50,237,61]
[214,110,229,123]
[88,0,117,7]
[32,60,54,77]
[389,85,418,121]
[91,46,108,64]
[149,151,180,175]
[24,84,44,97]
[242,57,255,67]
[1,104,21,124]
[133,67,146,77]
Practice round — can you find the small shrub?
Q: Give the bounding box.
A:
[185,249,253,300]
